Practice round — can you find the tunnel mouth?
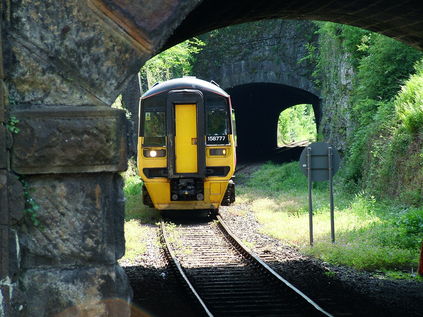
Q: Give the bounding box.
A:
[277,103,317,147]
[227,82,320,163]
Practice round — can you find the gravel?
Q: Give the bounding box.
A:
[120,224,198,317]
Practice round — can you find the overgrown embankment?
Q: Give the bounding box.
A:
[313,23,423,205]
[236,161,422,278]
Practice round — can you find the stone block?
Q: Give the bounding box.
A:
[0,285,10,317]
[0,126,6,170]
[11,107,127,174]
[19,173,125,268]
[0,227,20,282]
[0,171,7,226]
[7,173,24,225]
[0,226,8,280]
[20,264,131,317]
[8,229,21,282]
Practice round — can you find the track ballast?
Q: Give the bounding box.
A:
[161,215,333,317]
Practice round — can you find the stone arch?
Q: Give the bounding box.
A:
[228,82,320,161]
[166,0,423,51]
[192,20,320,98]
[1,0,423,316]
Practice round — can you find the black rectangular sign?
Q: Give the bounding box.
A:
[206,135,229,145]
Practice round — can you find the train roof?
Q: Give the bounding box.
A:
[141,77,230,99]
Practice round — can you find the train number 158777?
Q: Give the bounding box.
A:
[206,135,228,144]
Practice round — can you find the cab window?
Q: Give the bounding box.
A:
[206,96,230,144]
[207,107,228,135]
[143,110,166,146]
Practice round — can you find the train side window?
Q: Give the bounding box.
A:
[231,108,237,146]
[144,111,166,146]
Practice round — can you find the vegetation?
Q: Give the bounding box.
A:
[236,162,422,278]
[6,116,20,134]
[123,219,147,262]
[18,177,42,227]
[277,104,316,146]
[294,24,422,276]
[122,160,160,223]
[140,38,204,89]
[313,22,423,206]
[119,160,160,263]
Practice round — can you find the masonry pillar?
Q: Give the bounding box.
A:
[1,0,201,315]
[122,74,142,159]
[1,5,25,315]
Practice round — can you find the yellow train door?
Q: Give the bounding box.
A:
[175,104,198,173]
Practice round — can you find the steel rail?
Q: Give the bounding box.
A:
[217,215,334,317]
[160,220,214,317]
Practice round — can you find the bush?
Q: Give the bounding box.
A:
[395,59,423,134]
[354,36,422,102]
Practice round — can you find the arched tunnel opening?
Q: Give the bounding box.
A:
[227,83,320,162]
[277,103,317,147]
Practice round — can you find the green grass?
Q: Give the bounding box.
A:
[236,161,423,278]
[122,219,147,261]
[122,161,161,223]
[120,160,161,263]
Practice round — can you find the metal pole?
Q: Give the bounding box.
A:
[307,147,313,246]
[328,147,335,243]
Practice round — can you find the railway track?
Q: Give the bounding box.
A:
[160,216,333,317]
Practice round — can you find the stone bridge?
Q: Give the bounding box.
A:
[1,0,422,315]
[192,20,321,160]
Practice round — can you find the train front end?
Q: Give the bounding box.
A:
[137,77,236,211]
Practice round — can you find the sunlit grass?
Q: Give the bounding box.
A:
[236,161,423,276]
[253,199,378,246]
[122,160,161,223]
[120,159,161,263]
[121,219,147,262]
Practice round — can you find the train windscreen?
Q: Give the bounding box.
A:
[143,109,166,146]
[206,96,230,144]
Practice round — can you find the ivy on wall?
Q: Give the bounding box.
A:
[315,22,423,205]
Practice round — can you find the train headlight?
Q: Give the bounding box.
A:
[209,148,227,156]
[144,149,166,158]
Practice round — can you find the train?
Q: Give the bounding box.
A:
[137,77,236,213]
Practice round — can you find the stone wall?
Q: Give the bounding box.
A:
[193,19,355,154]
[194,20,320,95]
[316,31,355,154]
[121,75,142,159]
[1,6,25,316]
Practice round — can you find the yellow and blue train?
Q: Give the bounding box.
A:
[137,77,236,212]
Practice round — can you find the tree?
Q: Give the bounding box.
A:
[140,38,205,88]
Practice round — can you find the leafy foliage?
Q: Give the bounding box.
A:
[277,104,316,146]
[353,35,422,102]
[140,38,204,88]
[314,21,423,205]
[19,177,41,227]
[6,116,20,134]
[316,22,369,67]
[395,60,423,134]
